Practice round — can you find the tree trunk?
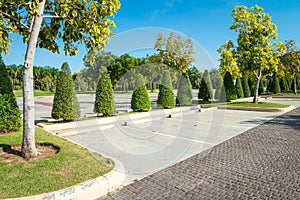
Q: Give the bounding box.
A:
[293,75,297,94]
[22,0,46,159]
[252,68,262,103]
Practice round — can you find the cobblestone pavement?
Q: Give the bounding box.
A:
[101,107,300,200]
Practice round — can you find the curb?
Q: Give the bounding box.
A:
[38,105,201,134]
[4,168,124,200]
[217,105,294,112]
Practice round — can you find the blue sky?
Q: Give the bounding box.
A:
[3,0,300,73]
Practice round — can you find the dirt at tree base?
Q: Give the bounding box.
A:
[0,143,59,162]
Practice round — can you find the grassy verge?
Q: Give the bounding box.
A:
[0,127,113,199]
[265,93,300,97]
[227,101,290,108]
[14,90,54,98]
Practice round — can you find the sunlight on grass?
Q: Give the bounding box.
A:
[0,127,113,199]
[227,101,290,108]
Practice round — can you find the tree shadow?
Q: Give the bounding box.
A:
[1,145,22,157]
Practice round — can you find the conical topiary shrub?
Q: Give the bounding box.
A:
[131,74,151,112]
[258,78,265,95]
[157,71,175,109]
[52,63,81,121]
[270,76,281,94]
[242,75,251,97]
[94,72,116,116]
[235,78,244,99]
[176,73,193,106]
[214,73,223,100]
[0,56,21,133]
[280,77,289,92]
[223,72,237,101]
[198,70,213,101]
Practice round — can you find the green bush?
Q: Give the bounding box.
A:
[270,76,281,94]
[131,75,151,112]
[52,63,81,121]
[235,78,244,99]
[214,74,223,100]
[198,70,213,101]
[0,94,21,133]
[242,75,251,97]
[157,71,175,109]
[94,73,116,116]
[280,77,289,92]
[176,73,193,106]
[223,72,237,101]
[258,78,265,95]
[0,56,21,133]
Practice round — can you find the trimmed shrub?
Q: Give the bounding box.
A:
[52,64,81,121]
[94,73,116,116]
[223,72,237,101]
[198,70,213,101]
[131,75,151,112]
[242,75,251,97]
[258,78,265,95]
[235,78,244,98]
[176,73,193,106]
[280,77,289,92]
[214,74,223,100]
[61,62,72,76]
[270,76,281,94]
[248,78,255,96]
[0,57,21,133]
[157,71,175,108]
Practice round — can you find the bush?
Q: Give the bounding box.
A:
[258,78,265,95]
[0,94,21,133]
[157,71,175,109]
[198,70,213,101]
[214,74,223,100]
[279,77,289,92]
[0,56,21,133]
[94,73,116,116]
[131,75,151,112]
[242,75,251,97]
[223,72,237,101]
[176,73,193,106]
[235,78,244,98]
[248,78,255,96]
[270,76,281,94]
[52,63,81,121]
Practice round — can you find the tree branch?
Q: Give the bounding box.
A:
[0,11,29,29]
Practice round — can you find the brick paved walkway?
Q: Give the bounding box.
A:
[101,108,300,200]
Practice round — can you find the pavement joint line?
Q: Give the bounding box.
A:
[120,126,215,146]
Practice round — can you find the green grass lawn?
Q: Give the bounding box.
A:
[14,90,55,98]
[267,93,300,97]
[227,101,290,108]
[0,128,113,199]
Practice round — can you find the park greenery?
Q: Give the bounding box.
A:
[0,127,113,199]
[0,3,299,198]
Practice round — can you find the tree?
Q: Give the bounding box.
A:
[0,0,120,158]
[242,75,251,97]
[280,77,290,92]
[176,73,193,106]
[0,56,21,133]
[52,64,80,121]
[155,32,195,73]
[188,66,202,89]
[94,72,116,116]
[221,5,285,103]
[258,78,265,95]
[235,78,244,98]
[223,72,237,101]
[198,70,213,101]
[280,40,300,94]
[215,74,223,100]
[157,70,175,109]
[131,75,151,112]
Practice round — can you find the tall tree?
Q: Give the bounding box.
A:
[155,32,195,73]
[0,0,120,158]
[188,66,202,89]
[280,40,300,94]
[223,72,237,101]
[235,78,244,98]
[220,5,286,103]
